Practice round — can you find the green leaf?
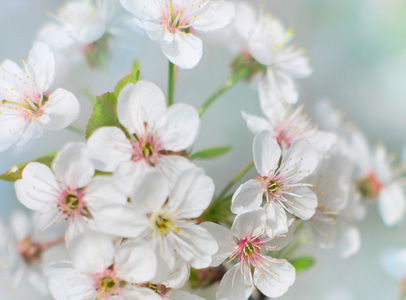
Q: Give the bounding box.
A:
[0,152,56,182]
[114,61,141,98]
[86,92,129,139]
[290,256,315,274]
[190,146,232,160]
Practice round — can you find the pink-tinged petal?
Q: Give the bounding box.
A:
[115,241,157,283]
[378,183,406,226]
[77,23,106,44]
[193,1,235,32]
[38,23,75,51]
[280,138,319,182]
[167,168,214,218]
[157,103,200,152]
[231,179,264,215]
[264,201,288,237]
[216,264,253,300]
[52,142,94,189]
[69,232,114,273]
[241,111,271,136]
[65,217,89,244]
[231,209,266,239]
[233,2,256,41]
[15,162,60,211]
[161,33,203,70]
[27,42,55,92]
[156,155,194,185]
[10,211,31,243]
[266,69,298,104]
[44,262,96,300]
[0,116,26,152]
[253,130,281,176]
[254,259,295,298]
[43,88,80,131]
[168,291,205,300]
[335,222,360,258]
[91,205,149,238]
[130,171,170,213]
[283,186,317,220]
[117,81,166,136]
[83,176,127,209]
[200,222,236,267]
[113,160,151,196]
[87,126,133,172]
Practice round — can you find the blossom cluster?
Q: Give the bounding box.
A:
[0,0,405,299]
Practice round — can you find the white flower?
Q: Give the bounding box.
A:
[44,232,160,300]
[92,168,218,277]
[120,0,235,69]
[87,80,200,193]
[201,209,295,300]
[351,131,406,226]
[305,155,361,257]
[15,142,126,243]
[234,2,311,103]
[243,82,337,154]
[38,0,119,51]
[231,130,319,236]
[0,42,80,151]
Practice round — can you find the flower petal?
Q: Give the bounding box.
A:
[161,33,203,69]
[253,130,281,176]
[378,183,405,226]
[231,179,264,215]
[10,211,31,242]
[0,116,25,152]
[335,221,361,258]
[283,186,317,220]
[192,1,235,32]
[264,201,288,237]
[241,111,271,136]
[216,264,253,300]
[156,155,194,186]
[27,42,55,92]
[233,2,256,41]
[168,290,205,300]
[231,209,266,239]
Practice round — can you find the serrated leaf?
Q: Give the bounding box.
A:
[190,146,232,160]
[86,92,128,139]
[290,256,315,274]
[114,61,141,97]
[0,153,56,182]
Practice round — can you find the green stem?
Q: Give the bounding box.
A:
[67,125,85,136]
[198,68,251,117]
[168,61,175,106]
[216,159,254,202]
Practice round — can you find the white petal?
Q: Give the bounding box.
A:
[10,211,31,242]
[231,179,264,215]
[253,130,281,176]
[350,130,371,175]
[38,23,75,51]
[254,259,295,298]
[168,290,205,300]
[161,258,190,289]
[115,241,157,283]
[43,88,80,131]
[27,42,55,92]
[15,162,60,211]
[113,160,151,196]
[200,222,236,267]
[305,215,336,249]
[283,186,317,220]
[167,167,214,218]
[65,217,89,244]
[216,264,253,300]
[156,103,200,152]
[117,81,166,136]
[0,116,25,152]
[87,126,133,172]
[335,222,361,258]
[84,176,127,209]
[307,131,337,155]
[119,0,159,19]
[78,23,106,44]
[264,201,288,237]
[161,33,203,70]
[44,262,96,300]
[231,209,266,239]
[69,232,115,273]
[156,155,194,186]
[241,111,271,136]
[265,69,298,104]
[123,286,162,300]
[378,183,406,226]
[258,79,288,122]
[91,205,149,238]
[233,2,256,41]
[52,142,94,189]
[193,1,235,32]
[280,138,319,181]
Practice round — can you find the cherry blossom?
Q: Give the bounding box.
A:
[120,0,235,69]
[0,42,80,151]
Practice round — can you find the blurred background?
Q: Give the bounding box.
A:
[0,0,405,299]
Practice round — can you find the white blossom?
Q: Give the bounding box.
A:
[0,42,80,151]
[120,0,235,69]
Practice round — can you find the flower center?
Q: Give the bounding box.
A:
[161,0,203,33]
[132,134,162,166]
[267,180,279,193]
[357,172,382,199]
[151,212,179,236]
[58,190,91,218]
[95,269,126,299]
[16,237,41,265]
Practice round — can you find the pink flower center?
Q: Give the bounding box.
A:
[93,268,126,298]
[160,0,206,33]
[132,134,162,166]
[57,189,91,218]
[357,171,382,199]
